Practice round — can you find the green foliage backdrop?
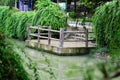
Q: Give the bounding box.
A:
[32,0,67,30]
[0,7,35,40]
[93,0,120,49]
[0,1,67,79]
[0,0,67,40]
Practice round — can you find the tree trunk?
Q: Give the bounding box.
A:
[74,0,77,18]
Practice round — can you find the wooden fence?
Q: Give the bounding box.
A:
[27,25,93,48]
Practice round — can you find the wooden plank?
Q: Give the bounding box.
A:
[30,33,48,36]
[40,33,48,35]
[48,26,51,45]
[50,29,60,33]
[30,26,38,29]
[64,39,85,42]
[30,26,60,33]
[30,26,48,28]
[30,33,48,39]
[30,33,38,37]
[31,33,48,35]
[65,31,85,33]
[40,28,60,33]
[59,28,64,48]
[38,26,40,43]
[39,26,48,28]
[38,36,48,39]
[28,25,31,40]
[84,28,88,47]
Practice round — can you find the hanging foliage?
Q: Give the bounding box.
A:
[16,11,35,40]
[93,0,120,49]
[0,6,35,40]
[32,0,67,30]
[0,7,13,33]
[0,0,67,40]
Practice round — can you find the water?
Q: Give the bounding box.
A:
[15,39,102,80]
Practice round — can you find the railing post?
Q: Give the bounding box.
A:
[59,28,64,48]
[75,19,78,28]
[48,26,51,46]
[38,26,40,43]
[84,28,88,47]
[28,25,31,40]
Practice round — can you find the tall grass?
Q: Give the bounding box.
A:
[93,1,120,49]
[32,0,67,30]
[0,6,35,40]
[0,0,67,40]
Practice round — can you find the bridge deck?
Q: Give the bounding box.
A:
[26,39,96,55]
[27,39,95,48]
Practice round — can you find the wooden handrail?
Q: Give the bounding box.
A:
[30,26,60,33]
[65,31,85,33]
[28,25,93,48]
[28,25,31,40]
[59,28,64,48]
[84,28,88,47]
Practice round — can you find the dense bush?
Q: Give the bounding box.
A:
[16,12,35,40]
[0,26,30,79]
[93,0,120,49]
[0,2,67,79]
[0,18,39,80]
[0,7,35,40]
[32,0,67,30]
[0,6,12,33]
[0,0,67,40]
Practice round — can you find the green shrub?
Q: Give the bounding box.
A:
[0,6,35,40]
[93,1,120,49]
[0,35,30,80]
[0,26,38,80]
[32,0,67,30]
[5,12,21,38]
[0,0,67,40]
[16,11,35,40]
[0,7,12,33]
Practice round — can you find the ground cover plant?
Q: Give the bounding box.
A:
[0,38,30,80]
[0,21,31,79]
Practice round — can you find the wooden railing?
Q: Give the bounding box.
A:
[27,25,93,48]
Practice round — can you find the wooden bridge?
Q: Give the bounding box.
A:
[26,25,96,55]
